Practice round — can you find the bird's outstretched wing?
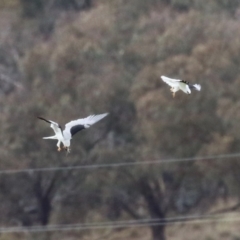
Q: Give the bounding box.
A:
[161,76,181,87]
[38,117,62,134]
[63,113,108,138]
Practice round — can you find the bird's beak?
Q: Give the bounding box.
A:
[63,146,71,153]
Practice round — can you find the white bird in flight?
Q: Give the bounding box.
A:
[161,75,201,97]
[38,113,108,153]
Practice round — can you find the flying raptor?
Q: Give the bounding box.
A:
[161,75,201,97]
[38,113,108,153]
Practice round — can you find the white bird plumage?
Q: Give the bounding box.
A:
[161,75,201,97]
[38,113,108,153]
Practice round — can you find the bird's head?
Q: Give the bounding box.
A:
[63,146,71,153]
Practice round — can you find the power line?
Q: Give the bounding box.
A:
[1,152,240,175]
[0,213,239,233]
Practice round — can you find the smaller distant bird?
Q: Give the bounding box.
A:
[161,75,201,97]
[38,113,108,153]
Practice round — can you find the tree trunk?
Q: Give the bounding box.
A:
[151,225,166,240]
[39,196,52,225]
[33,172,59,225]
[138,177,166,240]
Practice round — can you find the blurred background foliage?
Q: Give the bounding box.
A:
[0,0,239,240]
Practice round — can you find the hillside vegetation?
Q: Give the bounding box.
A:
[0,0,240,240]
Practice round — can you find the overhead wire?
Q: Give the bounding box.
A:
[0,154,238,233]
[1,153,238,234]
[0,152,240,175]
[0,212,240,233]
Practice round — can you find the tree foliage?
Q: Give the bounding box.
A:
[0,1,240,240]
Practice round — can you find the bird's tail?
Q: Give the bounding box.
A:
[192,84,201,91]
[43,135,57,140]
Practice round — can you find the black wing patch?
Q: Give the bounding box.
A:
[180,80,190,85]
[38,117,51,124]
[38,117,62,129]
[70,125,85,136]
